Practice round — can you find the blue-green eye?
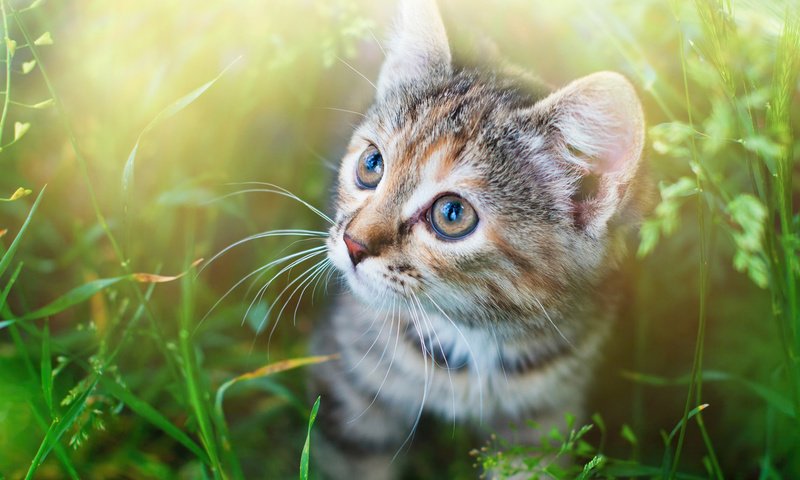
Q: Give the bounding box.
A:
[429,194,478,239]
[356,146,383,189]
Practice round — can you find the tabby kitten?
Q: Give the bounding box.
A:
[309,0,647,478]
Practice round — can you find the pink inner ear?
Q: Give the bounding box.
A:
[600,137,632,176]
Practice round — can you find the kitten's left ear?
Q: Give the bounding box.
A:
[530,72,646,236]
[376,0,452,99]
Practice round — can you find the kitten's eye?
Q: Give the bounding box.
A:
[355,145,384,189]
[429,195,478,240]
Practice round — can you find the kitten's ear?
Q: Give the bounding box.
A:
[376,0,451,98]
[531,72,646,236]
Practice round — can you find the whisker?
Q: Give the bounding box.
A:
[320,106,366,118]
[533,296,573,348]
[290,259,332,326]
[199,229,327,274]
[364,299,398,377]
[336,55,377,90]
[492,328,510,389]
[423,292,485,424]
[243,249,328,332]
[308,261,334,306]
[368,28,387,58]
[260,257,331,354]
[351,297,393,371]
[214,182,334,225]
[197,245,327,332]
[412,292,456,436]
[394,296,431,460]
[349,299,401,424]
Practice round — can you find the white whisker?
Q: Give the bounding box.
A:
[197,245,327,332]
[412,292,457,436]
[321,106,366,118]
[423,292,485,425]
[258,256,331,353]
[214,182,334,225]
[336,55,377,90]
[243,249,328,341]
[533,296,573,348]
[393,297,430,460]
[349,299,401,424]
[199,229,327,274]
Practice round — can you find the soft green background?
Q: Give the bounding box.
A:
[0,0,797,478]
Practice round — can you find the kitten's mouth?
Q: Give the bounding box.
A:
[328,235,410,301]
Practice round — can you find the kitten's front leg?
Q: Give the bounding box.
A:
[309,358,412,480]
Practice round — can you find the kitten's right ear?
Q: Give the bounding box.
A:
[376,0,452,99]
[527,72,646,237]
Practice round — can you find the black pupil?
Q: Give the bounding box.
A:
[365,152,382,172]
[441,201,462,223]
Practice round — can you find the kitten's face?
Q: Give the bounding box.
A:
[327,0,646,330]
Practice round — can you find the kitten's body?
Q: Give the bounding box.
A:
[308,1,647,478]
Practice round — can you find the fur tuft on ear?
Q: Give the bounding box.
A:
[376,0,452,99]
[531,72,646,236]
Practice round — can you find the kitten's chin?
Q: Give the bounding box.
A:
[342,265,404,306]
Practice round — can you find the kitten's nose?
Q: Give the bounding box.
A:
[343,233,370,267]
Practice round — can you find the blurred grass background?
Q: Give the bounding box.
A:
[0,0,798,478]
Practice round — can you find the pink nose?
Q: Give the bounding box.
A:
[343,233,369,266]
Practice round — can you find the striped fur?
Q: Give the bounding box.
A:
[309,1,647,478]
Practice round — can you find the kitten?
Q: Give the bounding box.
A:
[308,0,647,478]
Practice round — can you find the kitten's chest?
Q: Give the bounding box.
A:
[328,295,601,421]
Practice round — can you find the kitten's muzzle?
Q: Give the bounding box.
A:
[343,233,370,267]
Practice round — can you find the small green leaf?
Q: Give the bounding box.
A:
[14,121,31,141]
[728,194,768,288]
[34,31,53,46]
[576,455,605,480]
[0,187,32,202]
[621,424,638,446]
[667,404,709,444]
[30,99,54,109]
[5,37,16,57]
[637,220,661,258]
[300,396,321,480]
[22,60,37,74]
[26,377,99,479]
[0,186,45,280]
[743,135,784,173]
[649,122,693,157]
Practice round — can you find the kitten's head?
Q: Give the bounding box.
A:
[327,0,647,331]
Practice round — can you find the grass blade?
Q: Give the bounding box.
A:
[0,261,22,311]
[41,319,53,415]
[3,261,204,326]
[99,375,210,465]
[214,354,338,416]
[25,376,98,480]
[121,66,238,192]
[3,276,127,325]
[122,57,241,253]
[299,396,321,480]
[179,253,224,479]
[0,185,45,279]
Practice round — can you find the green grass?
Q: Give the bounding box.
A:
[1,0,798,478]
